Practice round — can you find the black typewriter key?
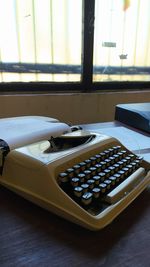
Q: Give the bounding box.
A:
[104,159,111,167]
[81,183,89,193]
[112,146,118,153]
[95,154,101,162]
[87,179,95,189]
[99,183,107,193]
[73,164,80,174]
[114,173,121,183]
[109,156,115,164]
[84,170,91,179]
[98,172,106,182]
[59,172,69,183]
[71,177,79,187]
[77,173,86,183]
[109,176,117,186]
[108,166,115,174]
[125,156,131,164]
[121,150,127,155]
[99,152,106,160]
[118,170,125,179]
[130,162,137,171]
[81,192,93,205]
[104,179,112,190]
[113,154,120,162]
[137,156,143,162]
[79,162,86,171]
[108,148,114,156]
[74,186,83,197]
[138,157,143,164]
[89,167,97,176]
[113,163,120,172]
[100,161,106,170]
[128,154,135,160]
[134,157,143,163]
[117,152,124,159]
[120,151,127,158]
[84,159,91,168]
[126,164,133,173]
[92,187,101,199]
[112,146,121,153]
[90,156,97,166]
[134,159,141,167]
[122,167,129,176]
[93,175,101,185]
[103,169,111,178]
[117,161,124,168]
[121,159,127,166]
[66,168,74,178]
[104,150,110,157]
[95,164,102,172]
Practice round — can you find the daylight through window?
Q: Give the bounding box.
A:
[0,0,150,85]
[93,0,150,82]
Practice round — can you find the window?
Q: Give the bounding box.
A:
[0,0,82,82]
[93,0,150,82]
[0,0,150,91]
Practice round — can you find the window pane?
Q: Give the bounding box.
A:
[0,0,82,82]
[93,0,150,82]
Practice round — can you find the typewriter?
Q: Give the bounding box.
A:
[0,116,149,230]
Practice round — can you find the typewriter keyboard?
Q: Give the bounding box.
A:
[58,145,144,215]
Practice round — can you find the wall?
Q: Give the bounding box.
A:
[0,90,150,125]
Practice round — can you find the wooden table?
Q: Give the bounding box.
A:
[0,121,150,267]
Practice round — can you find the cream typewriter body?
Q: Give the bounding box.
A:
[0,116,149,230]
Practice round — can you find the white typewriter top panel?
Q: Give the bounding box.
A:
[14,132,110,165]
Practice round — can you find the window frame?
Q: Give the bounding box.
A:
[0,0,150,93]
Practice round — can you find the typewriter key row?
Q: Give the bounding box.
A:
[58,145,143,213]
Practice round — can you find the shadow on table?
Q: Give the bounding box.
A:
[0,185,150,266]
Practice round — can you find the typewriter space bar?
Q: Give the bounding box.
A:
[104,168,145,204]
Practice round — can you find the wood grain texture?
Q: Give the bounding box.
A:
[0,185,150,267]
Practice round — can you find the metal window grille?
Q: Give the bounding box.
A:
[0,0,150,84]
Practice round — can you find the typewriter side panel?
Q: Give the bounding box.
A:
[0,148,104,230]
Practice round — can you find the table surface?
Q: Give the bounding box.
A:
[0,121,150,267]
[82,121,150,162]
